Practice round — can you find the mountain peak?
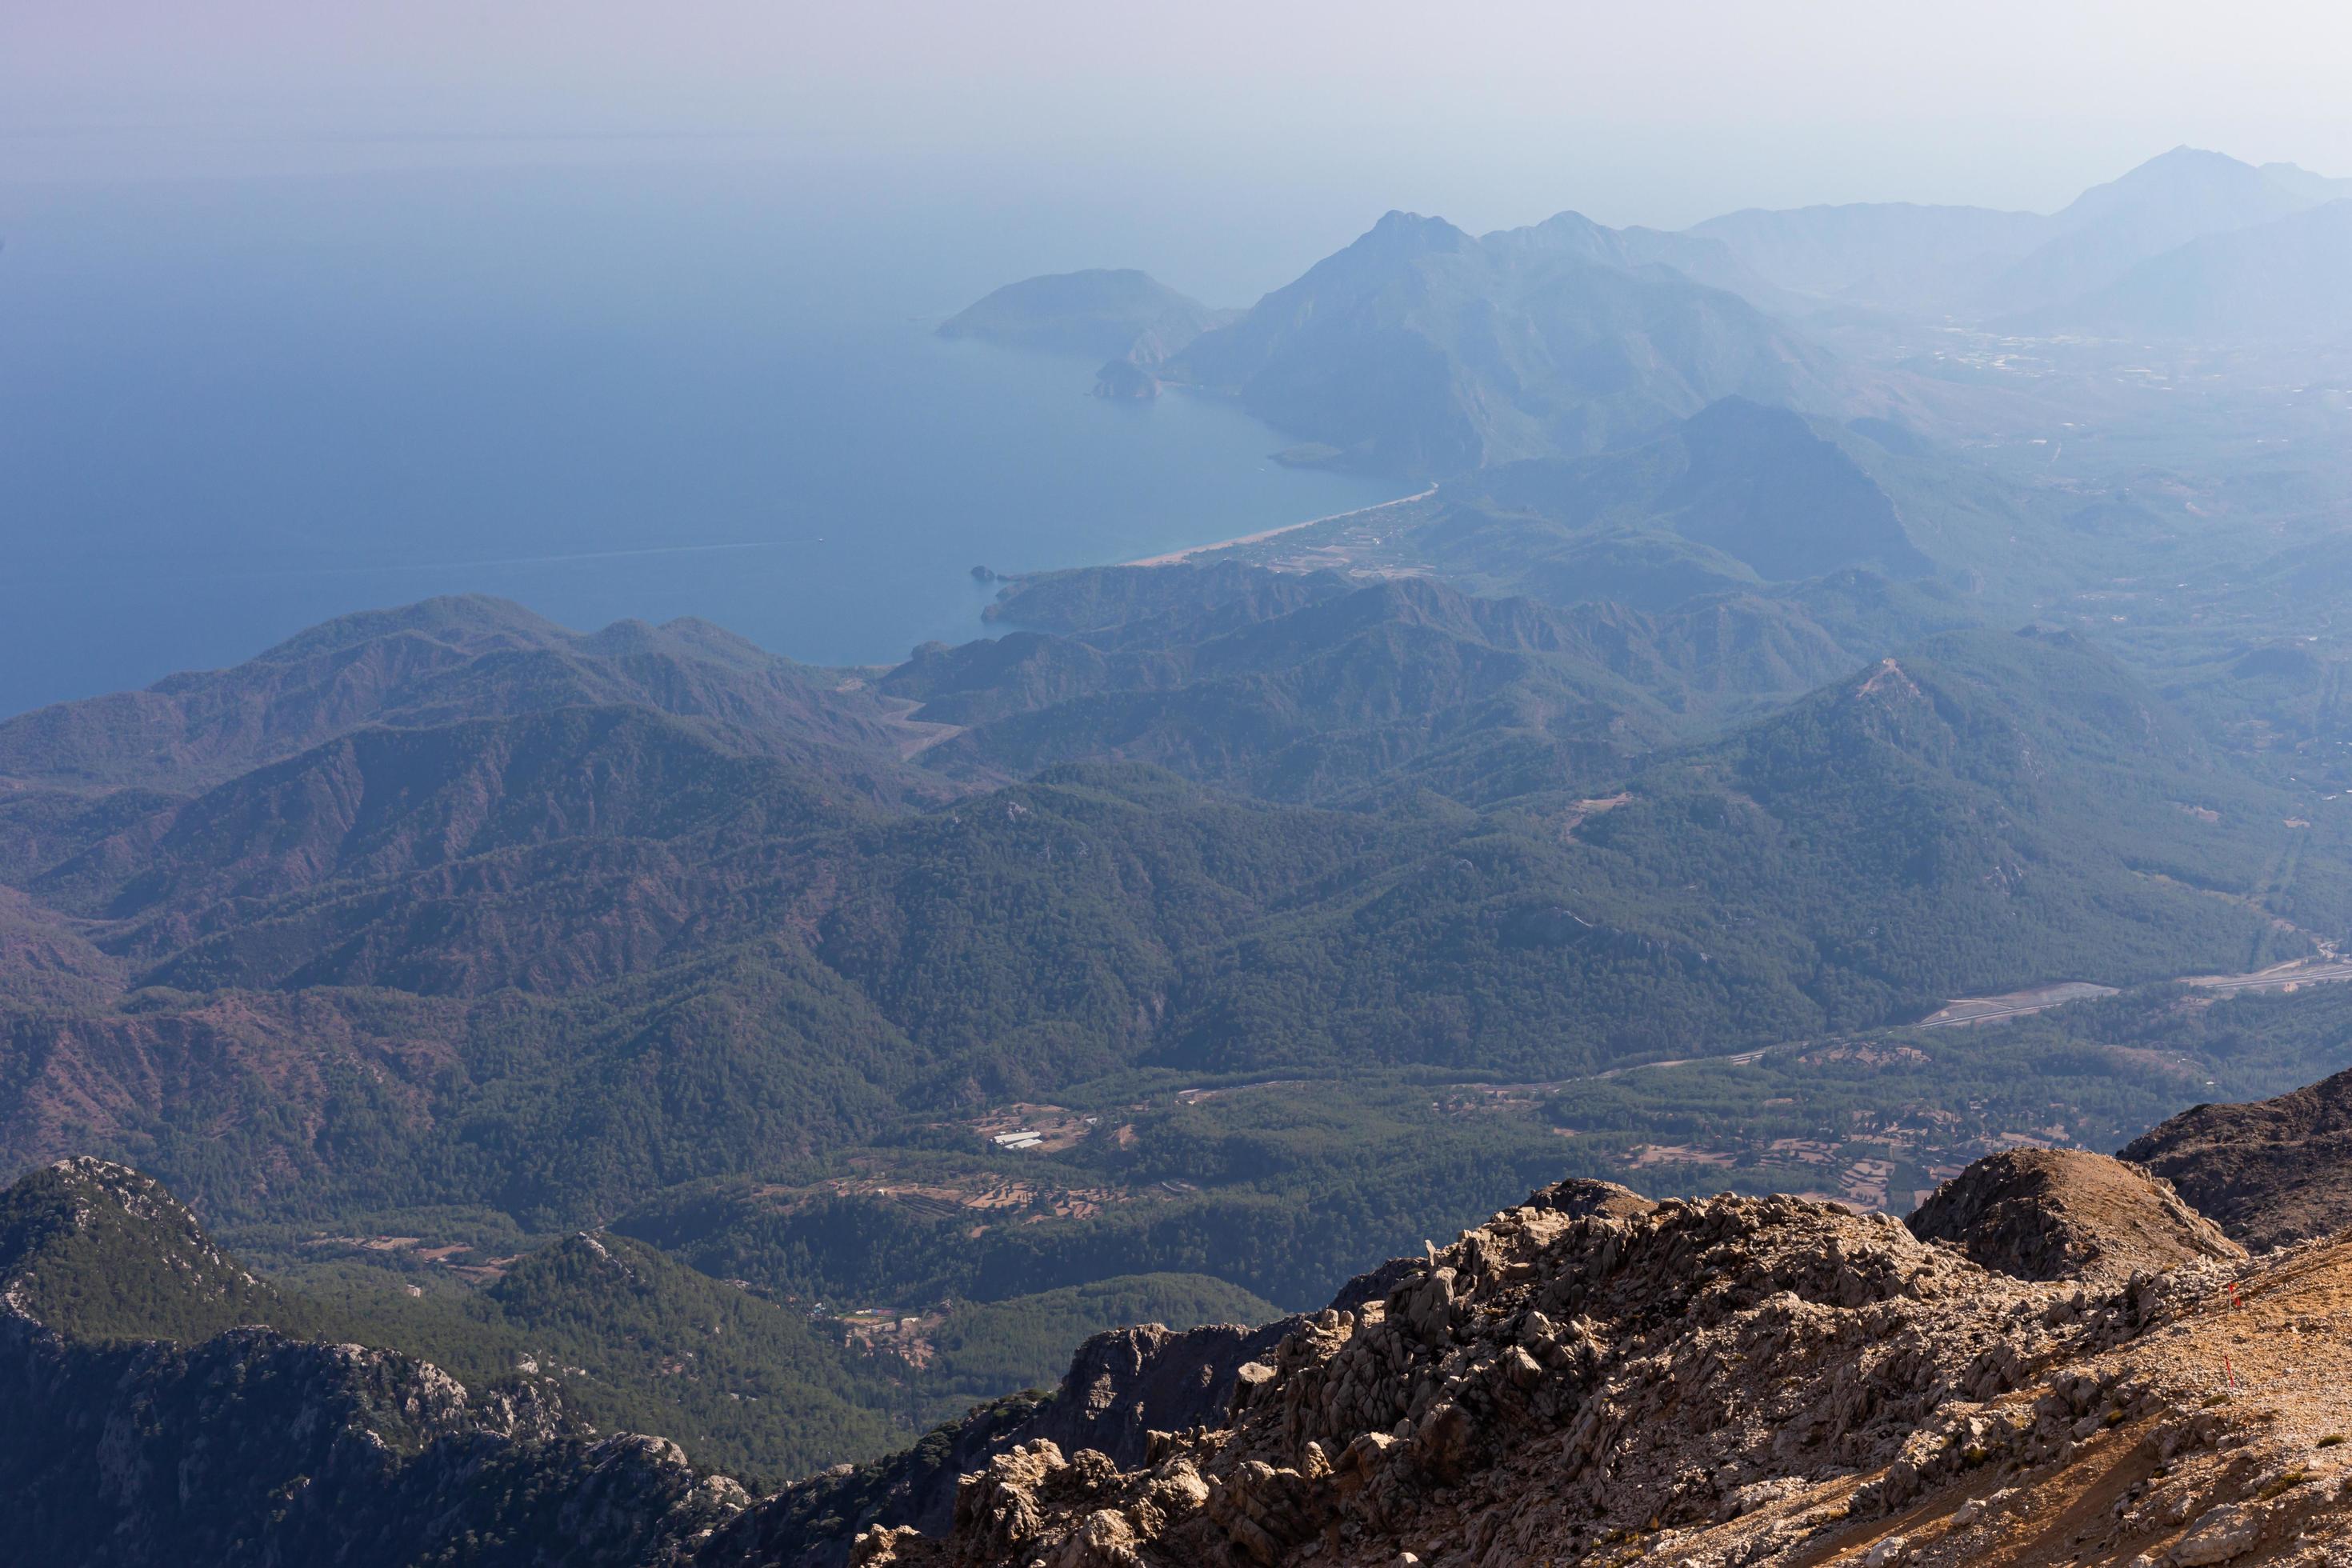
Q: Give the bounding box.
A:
[2118,145,2248,182]
[252,594,565,664]
[2058,145,2272,224]
[1166,207,1835,474]
[1,1155,278,1344]
[1355,208,1474,254]
[1906,1146,2242,1284]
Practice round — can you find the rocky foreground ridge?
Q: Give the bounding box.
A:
[13,1074,2352,1566]
[812,1156,2352,1568]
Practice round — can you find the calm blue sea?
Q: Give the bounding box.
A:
[0,160,1386,717]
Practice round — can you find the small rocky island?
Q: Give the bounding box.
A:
[937,266,1237,400]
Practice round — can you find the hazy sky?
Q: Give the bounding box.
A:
[10,1,2352,294]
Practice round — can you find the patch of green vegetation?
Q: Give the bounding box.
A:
[5,1160,1278,1487]
[2260,1468,2314,1498]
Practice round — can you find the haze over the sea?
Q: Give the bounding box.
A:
[0,160,1392,715]
[10,0,2350,715]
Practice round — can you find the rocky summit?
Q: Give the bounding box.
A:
[1905,1146,2245,1286]
[826,1156,2352,1568]
[14,1120,2352,1565]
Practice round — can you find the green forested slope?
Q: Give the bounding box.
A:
[4,584,2348,1493]
[0,1156,1279,1486]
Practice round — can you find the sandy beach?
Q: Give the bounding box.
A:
[1120,484,1438,567]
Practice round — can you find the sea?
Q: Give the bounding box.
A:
[0,156,1389,717]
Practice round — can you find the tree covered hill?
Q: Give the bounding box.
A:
[935,267,1233,364]
[0,593,940,803]
[1,585,2344,1509]
[0,1155,1278,1490]
[1456,396,1930,584]
[932,561,1980,805]
[1157,210,1852,475]
[0,597,2326,1244]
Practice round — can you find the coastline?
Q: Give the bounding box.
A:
[1119,484,1438,568]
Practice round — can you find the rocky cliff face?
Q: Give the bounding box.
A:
[699,1302,1322,1566]
[833,1162,2352,1568]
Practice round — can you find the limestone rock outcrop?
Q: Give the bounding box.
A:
[818,1159,2352,1567]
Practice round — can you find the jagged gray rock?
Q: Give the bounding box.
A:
[834,1158,2352,1567]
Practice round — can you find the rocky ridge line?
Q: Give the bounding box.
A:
[838,1161,2352,1568]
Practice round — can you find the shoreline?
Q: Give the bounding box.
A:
[1119,484,1438,568]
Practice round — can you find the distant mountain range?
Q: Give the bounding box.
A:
[1696,146,2352,326]
[946,148,2352,471]
[0,589,2321,1247]
[2011,197,2352,341]
[926,558,1964,802]
[0,594,938,803]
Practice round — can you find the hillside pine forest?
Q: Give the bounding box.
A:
[16,145,2352,1566]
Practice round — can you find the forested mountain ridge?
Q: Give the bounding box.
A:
[1155,209,1851,474]
[1453,395,1932,583]
[0,594,939,802]
[0,1154,1279,1501]
[0,591,2323,1255]
[943,554,1993,805]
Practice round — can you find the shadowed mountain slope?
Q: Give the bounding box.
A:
[1456,396,1931,583]
[2122,1064,2352,1250]
[0,1158,745,1568]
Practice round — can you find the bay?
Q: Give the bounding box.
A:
[0,159,1386,715]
